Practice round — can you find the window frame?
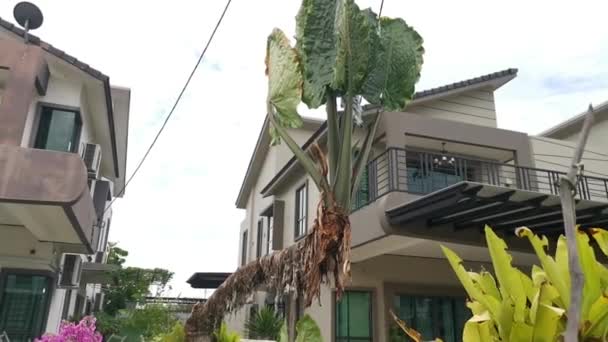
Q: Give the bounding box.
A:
[31,102,83,153]
[256,219,264,258]
[333,289,375,342]
[391,292,469,342]
[0,268,56,340]
[266,214,274,255]
[241,230,248,266]
[294,182,308,240]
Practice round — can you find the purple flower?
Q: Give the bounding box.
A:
[35,316,103,342]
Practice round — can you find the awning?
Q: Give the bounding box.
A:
[187,272,231,289]
[386,182,608,237]
[80,262,118,285]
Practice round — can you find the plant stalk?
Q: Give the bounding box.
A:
[560,104,594,342]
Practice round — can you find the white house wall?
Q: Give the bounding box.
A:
[531,136,608,177]
[407,89,497,127]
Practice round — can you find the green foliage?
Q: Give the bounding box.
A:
[152,322,186,342]
[442,225,608,341]
[213,322,241,342]
[103,243,174,315]
[361,17,424,110]
[266,28,304,146]
[245,307,283,340]
[278,315,322,342]
[119,305,177,340]
[266,0,424,210]
[94,311,121,337]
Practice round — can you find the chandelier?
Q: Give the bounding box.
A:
[434,142,456,167]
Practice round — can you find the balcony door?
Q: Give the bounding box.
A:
[406,150,482,194]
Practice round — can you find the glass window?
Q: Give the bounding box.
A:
[392,294,469,342]
[241,231,248,266]
[0,273,53,342]
[34,106,81,153]
[256,219,264,258]
[335,291,372,342]
[266,215,274,255]
[295,184,308,239]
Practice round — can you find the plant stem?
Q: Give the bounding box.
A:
[327,94,339,187]
[561,104,594,342]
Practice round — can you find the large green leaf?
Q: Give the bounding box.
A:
[532,304,565,342]
[585,291,608,337]
[278,322,288,342]
[362,17,424,110]
[576,228,602,321]
[266,28,304,145]
[295,315,322,342]
[296,0,338,108]
[517,227,570,308]
[485,226,527,324]
[441,246,500,316]
[332,1,379,94]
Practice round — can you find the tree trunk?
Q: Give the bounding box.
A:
[185,199,351,341]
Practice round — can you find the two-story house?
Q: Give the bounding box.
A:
[189,68,608,341]
[0,14,129,341]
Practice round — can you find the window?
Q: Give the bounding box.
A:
[392,294,469,342]
[0,272,53,342]
[336,291,373,342]
[241,231,248,266]
[34,106,82,153]
[256,219,264,258]
[266,215,274,255]
[294,183,308,239]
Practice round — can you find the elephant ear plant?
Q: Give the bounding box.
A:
[186,0,423,339]
[442,226,608,341]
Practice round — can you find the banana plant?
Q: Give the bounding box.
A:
[442,226,608,341]
[265,0,423,305]
[186,0,423,340]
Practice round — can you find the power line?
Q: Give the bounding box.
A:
[103,0,233,214]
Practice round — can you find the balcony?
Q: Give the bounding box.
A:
[350,148,608,243]
[0,145,97,253]
[354,148,608,211]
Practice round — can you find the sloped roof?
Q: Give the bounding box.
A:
[236,68,518,208]
[539,100,608,138]
[0,17,120,178]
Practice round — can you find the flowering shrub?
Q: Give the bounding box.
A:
[35,316,103,342]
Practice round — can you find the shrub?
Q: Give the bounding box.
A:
[442,225,608,341]
[213,323,241,342]
[245,307,283,340]
[35,316,102,342]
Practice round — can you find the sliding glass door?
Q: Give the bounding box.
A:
[392,294,469,342]
[0,272,53,342]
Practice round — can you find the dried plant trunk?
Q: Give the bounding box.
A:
[185,145,351,341]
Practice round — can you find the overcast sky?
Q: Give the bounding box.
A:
[1,0,607,297]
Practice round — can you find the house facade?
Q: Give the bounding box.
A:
[0,16,129,341]
[205,69,608,341]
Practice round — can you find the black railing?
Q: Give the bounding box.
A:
[352,148,608,211]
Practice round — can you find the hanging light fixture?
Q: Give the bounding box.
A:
[434,142,456,167]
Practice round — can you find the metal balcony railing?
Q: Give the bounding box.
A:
[352,148,608,211]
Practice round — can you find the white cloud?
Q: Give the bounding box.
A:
[2,0,607,297]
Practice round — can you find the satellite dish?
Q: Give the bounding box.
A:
[13,2,43,41]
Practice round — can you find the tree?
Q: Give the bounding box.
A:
[186,0,424,339]
[103,243,174,315]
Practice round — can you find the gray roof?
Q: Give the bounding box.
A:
[539,99,608,138]
[0,17,109,81]
[414,68,517,99]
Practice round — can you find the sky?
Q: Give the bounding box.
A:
[1,0,607,297]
